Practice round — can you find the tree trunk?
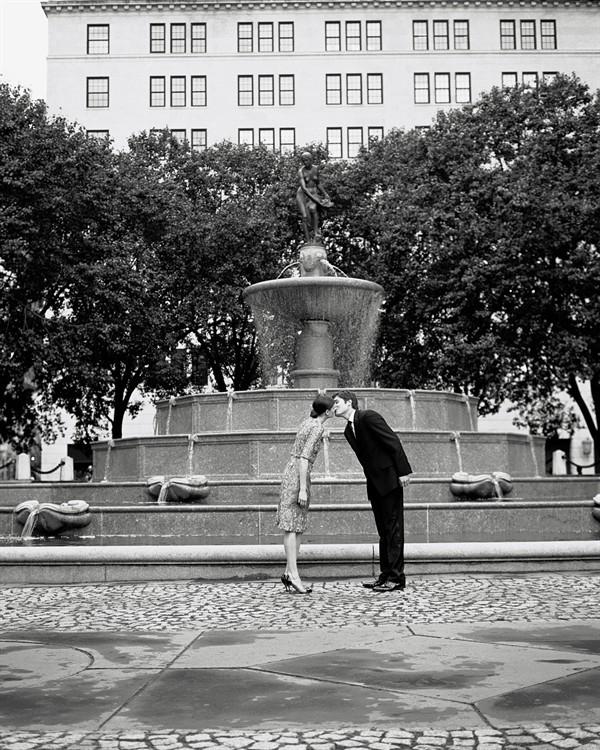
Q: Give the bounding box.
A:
[590,372,600,473]
[111,395,127,439]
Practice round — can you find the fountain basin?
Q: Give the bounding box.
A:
[155,388,479,435]
[243,277,384,387]
[243,276,384,324]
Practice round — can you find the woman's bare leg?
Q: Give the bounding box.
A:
[283,531,299,578]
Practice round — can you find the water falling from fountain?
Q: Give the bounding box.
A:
[245,271,384,388]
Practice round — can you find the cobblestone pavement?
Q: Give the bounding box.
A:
[1,572,600,632]
[2,573,600,750]
[1,725,600,750]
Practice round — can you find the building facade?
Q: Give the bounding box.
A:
[42,0,600,154]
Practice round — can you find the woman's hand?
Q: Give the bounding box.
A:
[297,489,308,507]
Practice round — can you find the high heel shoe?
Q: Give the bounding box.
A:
[288,575,312,595]
[281,573,292,591]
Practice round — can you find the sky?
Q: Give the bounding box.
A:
[0,0,48,100]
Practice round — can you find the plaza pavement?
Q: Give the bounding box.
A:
[2,572,600,750]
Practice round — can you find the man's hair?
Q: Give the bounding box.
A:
[334,390,358,409]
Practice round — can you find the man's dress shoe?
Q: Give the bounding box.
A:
[372,578,406,593]
[362,575,388,589]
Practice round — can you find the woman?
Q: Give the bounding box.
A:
[277,393,334,594]
[296,151,333,244]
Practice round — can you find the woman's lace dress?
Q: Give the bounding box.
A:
[276,417,325,533]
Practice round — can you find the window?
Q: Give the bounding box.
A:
[326,74,342,105]
[238,23,253,52]
[170,23,186,53]
[191,23,207,53]
[150,24,166,53]
[258,23,274,52]
[238,75,253,105]
[259,128,275,150]
[453,20,469,50]
[367,126,383,145]
[170,129,186,143]
[170,76,186,106]
[279,22,294,52]
[191,76,207,106]
[346,74,362,105]
[413,21,428,51]
[541,20,557,49]
[520,20,536,50]
[325,22,341,51]
[455,72,471,103]
[87,24,109,54]
[501,72,518,88]
[414,73,430,104]
[279,75,295,105]
[86,130,109,139]
[366,21,382,51]
[543,71,558,83]
[522,71,538,88]
[280,128,296,154]
[191,129,207,151]
[238,128,254,145]
[258,75,274,105]
[347,127,363,158]
[433,21,449,50]
[326,127,343,158]
[367,73,383,104]
[500,20,516,50]
[434,72,450,103]
[86,77,109,107]
[346,21,361,51]
[150,76,166,107]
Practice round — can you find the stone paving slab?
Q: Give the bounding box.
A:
[2,574,600,749]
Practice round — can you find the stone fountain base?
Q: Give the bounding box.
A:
[90,387,544,483]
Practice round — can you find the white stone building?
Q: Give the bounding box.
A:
[42,0,600,154]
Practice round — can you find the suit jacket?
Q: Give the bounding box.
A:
[344,409,412,497]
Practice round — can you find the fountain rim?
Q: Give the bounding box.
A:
[242,276,385,299]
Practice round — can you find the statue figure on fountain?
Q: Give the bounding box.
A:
[296,152,335,277]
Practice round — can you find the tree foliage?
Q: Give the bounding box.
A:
[2,76,599,467]
[0,85,112,448]
[348,74,600,466]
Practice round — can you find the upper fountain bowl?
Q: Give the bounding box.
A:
[243,276,384,323]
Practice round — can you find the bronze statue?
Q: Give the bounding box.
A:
[296,152,332,244]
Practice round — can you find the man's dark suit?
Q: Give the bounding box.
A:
[344,409,412,582]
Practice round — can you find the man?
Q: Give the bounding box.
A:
[333,390,412,592]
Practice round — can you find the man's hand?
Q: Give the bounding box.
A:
[399,475,410,488]
[297,489,308,507]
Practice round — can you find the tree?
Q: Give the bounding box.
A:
[172,140,304,389]
[0,84,112,449]
[46,135,308,439]
[47,131,203,440]
[348,75,600,468]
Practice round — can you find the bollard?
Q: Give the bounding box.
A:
[60,456,74,482]
[552,450,567,476]
[15,453,31,481]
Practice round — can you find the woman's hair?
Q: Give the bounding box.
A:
[310,393,335,418]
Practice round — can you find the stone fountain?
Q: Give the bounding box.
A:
[4,153,598,585]
[90,154,548,490]
[243,241,384,389]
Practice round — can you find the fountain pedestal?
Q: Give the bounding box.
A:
[291,320,339,388]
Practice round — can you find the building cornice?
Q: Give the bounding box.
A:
[41,0,600,13]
